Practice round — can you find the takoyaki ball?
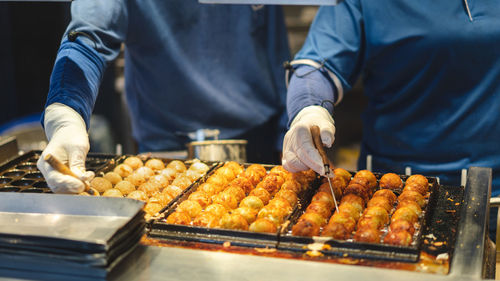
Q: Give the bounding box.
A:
[269,165,291,179]
[341,194,365,211]
[349,177,371,190]
[366,196,393,213]
[363,206,389,225]
[372,189,397,205]
[338,202,362,221]
[124,156,143,170]
[150,192,173,207]
[144,202,163,216]
[90,177,113,193]
[144,158,164,171]
[257,206,287,225]
[357,216,385,230]
[391,207,419,224]
[343,183,369,203]
[162,185,183,198]
[188,191,211,208]
[353,226,381,243]
[389,219,415,235]
[334,168,352,183]
[148,174,169,189]
[177,200,202,219]
[166,211,190,225]
[354,170,378,190]
[328,211,356,232]
[249,187,271,205]
[189,161,210,174]
[398,190,426,208]
[137,166,156,179]
[306,201,332,219]
[403,182,428,196]
[171,175,192,190]
[215,166,236,182]
[166,160,187,174]
[383,230,412,246]
[114,180,136,195]
[311,191,335,210]
[102,188,123,197]
[113,164,133,178]
[159,168,177,181]
[224,186,246,202]
[397,199,422,216]
[185,169,202,182]
[274,189,298,208]
[193,212,219,228]
[321,223,350,239]
[138,182,161,197]
[280,179,302,194]
[292,220,320,237]
[205,203,228,218]
[289,173,309,190]
[405,174,428,190]
[104,172,122,185]
[379,173,403,190]
[301,169,317,183]
[219,213,249,230]
[126,172,147,187]
[240,170,262,187]
[232,207,258,224]
[255,177,279,195]
[228,177,254,194]
[317,181,342,200]
[206,175,228,192]
[239,196,264,211]
[127,190,148,202]
[223,161,243,173]
[299,212,327,227]
[268,197,292,213]
[212,192,238,210]
[198,182,218,196]
[249,218,277,233]
[246,164,267,178]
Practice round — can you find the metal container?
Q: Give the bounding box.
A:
[187,139,247,163]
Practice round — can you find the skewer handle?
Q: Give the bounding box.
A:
[44,154,91,193]
[310,125,331,168]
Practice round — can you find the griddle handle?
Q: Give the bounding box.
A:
[310,125,330,169]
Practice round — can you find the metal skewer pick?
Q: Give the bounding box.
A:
[310,125,339,214]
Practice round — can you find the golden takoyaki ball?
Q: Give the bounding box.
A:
[223,161,244,175]
[177,200,202,219]
[274,189,298,208]
[212,192,238,210]
[328,211,357,232]
[389,219,415,235]
[333,168,352,183]
[189,161,210,174]
[292,220,320,237]
[240,170,263,187]
[249,218,277,233]
[379,173,403,190]
[269,166,292,180]
[223,186,245,202]
[232,207,258,224]
[193,212,219,228]
[311,191,335,210]
[354,226,381,243]
[103,172,122,185]
[397,199,422,216]
[171,175,192,190]
[145,158,165,171]
[383,230,412,246]
[239,196,264,211]
[149,192,173,207]
[135,166,155,179]
[159,168,177,181]
[166,160,187,174]
[305,201,332,219]
[338,202,362,221]
[219,213,249,230]
[317,181,342,200]
[126,172,147,187]
[372,189,397,205]
[321,223,350,240]
[90,177,113,193]
[148,174,169,189]
[280,179,302,194]
[215,166,236,182]
[366,196,393,213]
[257,206,289,224]
[206,174,228,191]
[138,182,161,197]
[299,212,327,227]
[188,191,211,208]
[102,188,123,197]
[268,197,292,213]
[205,203,228,218]
[403,182,428,196]
[162,185,184,199]
[127,190,148,202]
[360,206,389,227]
[289,173,309,190]
[343,183,370,204]
[398,190,426,208]
[405,174,429,190]
[340,193,365,211]
[354,170,378,189]
[114,180,136,195]
[248,187,271,205]
[391,207,419,224]
[228,177,254,194]
[246,164,267,178]
[185,169,202,182]
[166,211,190,225]
[198,182,217,196]
[124,156,143,170]
[349,177,371,190]
[144,202,163,216]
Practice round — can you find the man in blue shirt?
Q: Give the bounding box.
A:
[283,0,500,195]
[37,0,290,193]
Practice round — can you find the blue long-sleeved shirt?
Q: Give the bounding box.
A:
[46,0,290,152]
[288,0,500,193]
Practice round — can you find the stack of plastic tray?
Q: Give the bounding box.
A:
[0,193,145,280]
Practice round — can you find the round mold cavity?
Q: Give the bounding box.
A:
[33,181,49,189]
[0,186,20,192]
[21,188,45,193]
[11,179,35,186]
[0,177,12,184]
[23,172,44,179]
[2,170,25,178]
[16,164,38,171]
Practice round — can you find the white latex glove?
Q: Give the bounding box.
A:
[282,106,335,176]
[37,103,94,194]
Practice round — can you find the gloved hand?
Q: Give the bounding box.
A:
[37,103,94,194]
[282,106,335,176]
